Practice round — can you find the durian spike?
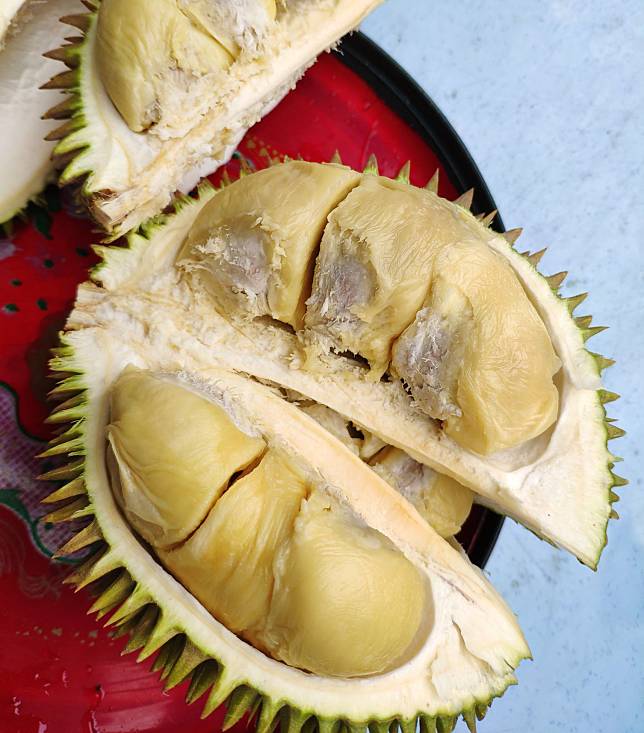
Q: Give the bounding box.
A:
[564,292,588,314]
[502,227,523,245]
[425,169,439,193]
[525,248,547,266]
[37,458,84,481]
[611,473,628,487]
[329,150,343,165]
[395,161,411,183]
[480,210,497,227]
[575,314,593,329]
[122,605,159,654]
[40,70,77,90]
[582,325,608,342]
[152,635,186,680]
[369,721,393,733]
[437,716,456,733]
[186,660,220,704]
[462,710,477,733]
[419,716,437,733]
[318,717,343,733]
[200,668,238,717]
[546,271,568,290]
[474,704,489,721]
[54,519,102,558]
[65,548,120,590]
[453,188,474,210]
[45,118,85,142]
[88,570,134,616]
[363,154,379,175]
[591,352,615,372]
[399,718,416,733]
[42,476,86,504]
[42,47,79,67]
[41,496,89,524]
[610,509,620,519]
[223,686,260,730]
[165,640,208,690]
[255,698,282,733]
[606,423,625,440]
[106,584,153,627]
[137,615,179,661]
[60,14,92,32]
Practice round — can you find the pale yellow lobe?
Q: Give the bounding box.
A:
[107,369,265,548]
[96,0,233,132]
[160,451,307,640]
[371,447,473,538]
[259,491,428,677]
[180,161,360,328]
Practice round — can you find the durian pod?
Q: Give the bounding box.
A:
[43,331,529,729]
[0,0,83,226]
[73,160,624,568]
[42,0,382,236]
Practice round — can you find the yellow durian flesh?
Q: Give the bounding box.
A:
[160,450,307,643]
[96,0,233,132]
[304,175,442,376]
[179,161,360,328]
[371,447,474,538]
[106,369,265,548]
[259,490,428,677]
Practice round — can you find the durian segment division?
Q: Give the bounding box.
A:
[43,325,530,727]
[78,162,623,567]
[43,0,383,235]
[0,0,83,225]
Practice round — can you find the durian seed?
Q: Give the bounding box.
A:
[480,210,497,227]
[363,154,379,175]
[41,476,86,504]
[598,389,620,404]
[606,423,625,440]
[329,150,343,165]
[462,709,477,733]
[395,161,411,183]
[425,169,440,193]
[454,188,474,210]
[223,686,260,729]
[41,496,89,524]
[186,659,219,704]
[60,13,92,32]
[502,228,523,245]
[40,70,78,90]
[546,271,567,290]
[38,458,84,481]
[54,519,102,558]
[564,292,588,314]
[611,473,628,487]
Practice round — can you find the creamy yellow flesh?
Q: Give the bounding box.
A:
[96,0,234,132]
[179,163,561,455]
[180,162,360,328]
[108,369,427,677]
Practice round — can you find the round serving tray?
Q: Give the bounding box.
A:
[0,32,503,732]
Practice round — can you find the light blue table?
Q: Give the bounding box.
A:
[363,2,644,730]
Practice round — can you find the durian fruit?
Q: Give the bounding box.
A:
[43,337,529,730]
[72,159,623,568]
[41,157,624,729]
[0,0,82,225]
[42,0,382,235]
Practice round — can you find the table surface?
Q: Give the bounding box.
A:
[363,1,643,731]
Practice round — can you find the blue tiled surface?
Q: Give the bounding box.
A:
[362,2,643,731]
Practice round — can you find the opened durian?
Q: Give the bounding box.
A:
[42,0,382,235]
[42,158,624,730]
[0,0,82,225]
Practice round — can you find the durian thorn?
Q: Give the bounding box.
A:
[606,423,626,440]
[525,247,547,266]
[122,605,159,654]
[54,519,102,558]
[300,714,317,733]
[37,458,84,481]
[583,325,608,342]
[395,161,411,183]
[46,402,86,423]
[399,718,417,733]
[137,616,179,662]
[474,704,488,722]
[46,424,82,448]
[280,707,312,733]
[256,698,283,733]
[223,686,259,730]
[41,496,88,524]
[546,271,568,290]
[437,717,456,733]
[609,490,620,503]
[564,292,588,313]
[329,150,343,165]
[368,720,393,733]
[480,210,497,227]
[48,375,85,395]
[575,314,593,329]
[42,47,79,68]
[70,548,119,591]
[187,659,220,705]
[44,117,85,142]
[106,584,153,627]
[502,227,523,245]
[591,352,615,372]
[611,473,628,487]
[109,611,143,640]
[387,722,399,733]
[89,570,134,616]
[461,709,477,733]
[38,434,85,458]
[165,640,208,690]
[152,635,186,680]
[63,545,107,587]
[419,716,437,733]
[64,35,84,45]
[51,392,85,413]
[60,14,92,32]
[40,70,77,90]
[425,169,439,193]
[454,188,474,210]
[47,370,73,381]
[41,476,86,504]
[363,154,379,175]
[80,0,99,11]
[610,509,620,519]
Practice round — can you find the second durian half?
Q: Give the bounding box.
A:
[43,0,382,236]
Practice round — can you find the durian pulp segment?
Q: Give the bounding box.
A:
[179,162,361,328]
[371,447,474,538]
[96,0,234,134]
[0,0,81,224]
[107,369,265,548]
[52,0,383,234]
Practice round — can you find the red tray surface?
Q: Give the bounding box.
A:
[0,52,462,733]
